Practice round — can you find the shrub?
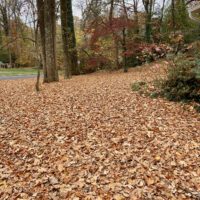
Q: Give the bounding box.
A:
[79,55,111,74]
[132,81,147,92]
[159,55,200,102]
[0,49,16,63]
[126,43,171,67]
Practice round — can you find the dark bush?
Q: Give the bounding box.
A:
[0,49,16,63]
[160,55,200,103]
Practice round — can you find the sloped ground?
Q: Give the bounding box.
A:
[0,62,199,200]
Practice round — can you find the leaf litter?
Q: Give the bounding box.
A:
[0,61,199,199]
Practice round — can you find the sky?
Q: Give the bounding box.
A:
[73,0,82,18]
[72,0,168,18]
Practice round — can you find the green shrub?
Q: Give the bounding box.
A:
[132,81,147,92]
[0,49,16,63]
[160,55,200,102]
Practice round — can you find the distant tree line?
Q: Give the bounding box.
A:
[0,0,199,83]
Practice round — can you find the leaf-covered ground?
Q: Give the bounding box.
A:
[0,62,199,200]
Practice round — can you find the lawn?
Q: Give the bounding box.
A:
[0,68,37,76]
[0,62,199,199]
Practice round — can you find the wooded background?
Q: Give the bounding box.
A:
[0,0,199,82]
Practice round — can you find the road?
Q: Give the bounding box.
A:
[0,75,37,81]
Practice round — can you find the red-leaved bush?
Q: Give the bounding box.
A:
[125,43,172,63]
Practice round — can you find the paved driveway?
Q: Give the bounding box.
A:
[0,75,37,80]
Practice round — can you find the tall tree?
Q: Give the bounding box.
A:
[0,1,12,66]
[44,0,58,82]
[142,0,155,42]
[60,0,71,78]
[133,0,140,33]
[109,0,120,69]
[163,0,191,33]
[36,0,48,82]
[171,0,176,34]
[60,0,79,78]
[122,0,129,72]
[160,0,166,28]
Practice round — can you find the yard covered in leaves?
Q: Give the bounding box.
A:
[0,62,199,200]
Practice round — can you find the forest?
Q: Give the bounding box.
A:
[0,0,199,79]
[0,0,200,199]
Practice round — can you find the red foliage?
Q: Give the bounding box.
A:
[88,17,136,47]
[123,43,172,63]
[82,55,111,73]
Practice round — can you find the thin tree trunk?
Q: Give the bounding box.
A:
[143,0,154,43]
[134,10,139,34]
[160,0,166,27]
[67,0,79,75]
[172,0,176,35]
[122,0,128,72]
[109,0,120,69]
[145,14,152,43]
[133,0,139,33]
[122,28,128,72]
[0,30,2,45]
[114,39,120,69]
[34,9,41,91]
[36,0,48,82]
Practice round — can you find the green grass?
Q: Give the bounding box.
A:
[0,68,38,76]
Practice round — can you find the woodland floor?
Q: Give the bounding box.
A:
[0,61,199,200]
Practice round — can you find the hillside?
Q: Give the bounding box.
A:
[0,62,199,199]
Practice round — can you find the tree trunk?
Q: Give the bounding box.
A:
[109,0,119,69]
[44,0,59,82]
[0,30,2,45]
[122,0,128,72]
[122,28,128,72]
[142,0,154,43]
[145,14,152,43]
[160,0,166,27]
[68,0,79,75]
[36,0,48,82]
[0,4,12,66]
[114,39,120,69]
[172,0,176,35]
[60,0,71,78]
[133,0,139,34]
[60,0,79,77]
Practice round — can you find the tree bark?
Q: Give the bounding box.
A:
[171,0,176,35]
[60,0,71,78]
[44,0,59,82]
[60,0,79,77]
[142,0,154,43]
[122,28,128,72]
[145,13,152,43]
[160,0,166,26]
[36,0,48,82]
[0,4,12,66]
[133,0,139,34]
[109,0,120,69]
[122,0,128,72]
